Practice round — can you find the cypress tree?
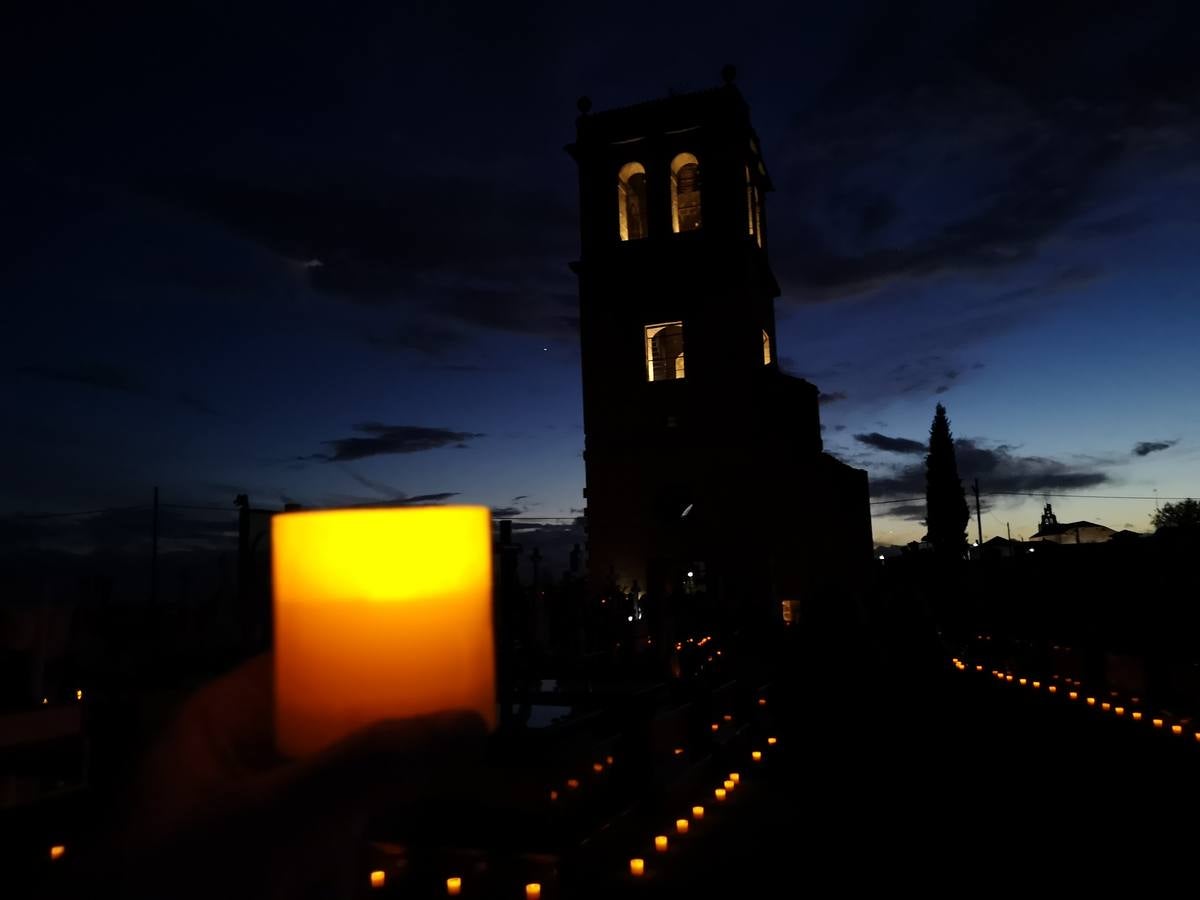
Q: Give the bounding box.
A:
[925,403,969,558]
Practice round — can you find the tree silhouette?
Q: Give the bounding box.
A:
[1152,498,1200,532]
[925,403,969,559]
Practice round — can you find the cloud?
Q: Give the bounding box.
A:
[490,506,523,519]
[308,423,484,462]
[772,4,1200,302]
[855,432,925,455]
[14,362,144,395]
[818,390,848,405]
[1133,440,1176,457]
[868,438,1110,499]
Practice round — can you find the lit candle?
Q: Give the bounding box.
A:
[723,779,735,791]
[1131,711,1142,721]
[1048,685,1057,694]
[1172,724,1183,735]
[566,778,580,790]
[606,755,615,765]
[447,876,463,896]
[1032,681,1040,689]
[676,818,690,834]
[673,747,685,756]
[758,698,767,706]
[1069,692,1078,700]
[691,805,705,820]
[715,787,727,801]
[751,750,763,762]
[1115,706,1125,716]
[767,736,778,745]
[711,723,720,732]
[729,772,740,784]
[370,871,386,889]
[722,714,733,722]
[76,689,83,701]
[1087,697,1096,706]
[1153,718,1164,728]
[593,762,604,773]
[655,835,669,852]
[630,858,645,877]
[1101,702,1111,711]
[1019,678,1027,686]
[526,884,542,900]
[273,506,496,757]
[49,845,65,861]
[1193,732,1200,742]
[1006,675,1013,682]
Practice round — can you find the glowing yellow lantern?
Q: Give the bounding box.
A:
[272,506,496,757]
[711,723,720,732]
[76,689,83,701]
[1153,718,1164,727]
[49,845,65,861]
[715,787,727,801]
[758,698,767,706]
[729,772,740,784]
[1101,702,1111,711]
[370,871,386,889]
[723,779,735,791]
[593,762,604,773]
[1048,685,1057,694]
[1132,711,1142,721]
[673,747,684,756]
[691,805,704,820]
[606,755,615,765]
[655,835,669,852]
[676,818,690,834]
[1069,691,1078,700]
[526,884,542,900]
[1087,697,1096,706]
[567,778,580,790]
[1193,732,1200,742]
[751,750,763,762]
[549,790,558,801]
[1172,724,1183,735]
[1032,681,1041,689]
[1115,706,1125,716]
[447,876,463,896]
[767,736,778,745]
[1019,678,1027,686]
[630,858,645,876]
[1006,675,1013,682]
[722,714,733,722]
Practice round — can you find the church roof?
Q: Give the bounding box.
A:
[1031,520,1112,538]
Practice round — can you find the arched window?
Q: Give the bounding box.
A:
[645,321,685,381]
[617,162,648,241]
[670,153,702,233]
[746,165,762,247]
[762,329,772,365]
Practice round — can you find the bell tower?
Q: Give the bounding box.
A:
[568,69,871,627]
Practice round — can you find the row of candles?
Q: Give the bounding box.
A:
[363,733,780,894]
[951,657,1200,741]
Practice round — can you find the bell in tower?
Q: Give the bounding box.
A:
[567,68,873,637]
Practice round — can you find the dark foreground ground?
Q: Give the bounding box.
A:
[657,654,1199,898]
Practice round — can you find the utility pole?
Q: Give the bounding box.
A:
[973,478,984,549]
[151,486,159,605]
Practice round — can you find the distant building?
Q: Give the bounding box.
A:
[567,69,872,628]
[1031,503,1115,544]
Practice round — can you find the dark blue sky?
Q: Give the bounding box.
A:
[4,0,1198,555]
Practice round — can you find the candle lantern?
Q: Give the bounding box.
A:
[751,750,763,762]
[526,884,542,900]
[447,876,463,896]
[655,835,669,852]
[630,858,645,876]
[273,506,496,757]
[729,772,740,784]
[1048,685,1057,694]
[1115,706,1125,716]
[1101,702,1111,711]
[1087,697,1096,706]
[1019,678,1027,686]
[723,779,735,791]
[50,845,65,861]
[1153,718,1164,728]
[715,787,727,801]
[1172,724,1183,735]
[1068,692,1078,700]
[370,871,386,889]
[676,818,690,834]
[1032,681,1040,689]
[691,805,705,820]
[767,736,778,745]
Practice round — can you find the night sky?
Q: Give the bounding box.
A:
[5,1,1199,561]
